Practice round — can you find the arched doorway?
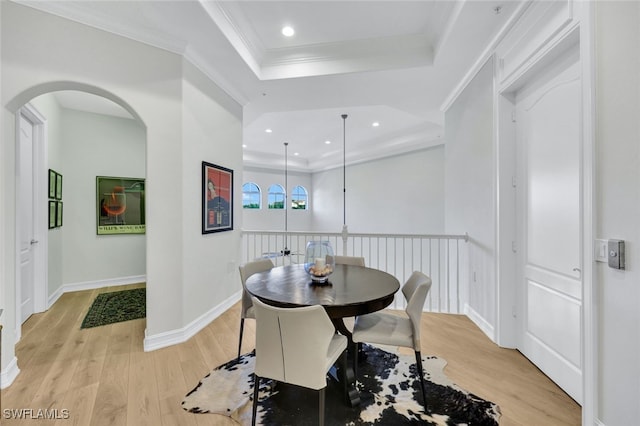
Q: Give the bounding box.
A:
[3,82,147,387]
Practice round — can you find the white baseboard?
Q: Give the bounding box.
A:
[143,290,241,352]
[0,356,20,390]
[44,275,239,353]
[48,275,147,308]
[464,303,495,341]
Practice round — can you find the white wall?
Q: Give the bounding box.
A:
[1,1,181,371]
[242,166,312,231]
[181,59,242,326]
[311,147,445,234]
[31,94,147,298]
[60,107,146,289]
[29,94,64,299]
[595,2,640,423]
[1,2,241,379]
[444,58,495,333]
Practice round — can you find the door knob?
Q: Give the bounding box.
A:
[30,239,39,245]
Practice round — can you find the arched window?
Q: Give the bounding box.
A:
[267,184,285,209]
[291,185,308,210]
[242,182,261,209]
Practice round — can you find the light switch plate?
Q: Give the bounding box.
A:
[594,239,608,263]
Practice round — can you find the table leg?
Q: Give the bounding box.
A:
[331,318,360,407]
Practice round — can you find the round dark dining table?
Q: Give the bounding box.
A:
[245,263,400,406]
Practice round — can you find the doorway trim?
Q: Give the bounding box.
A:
[495,15,595,424]
[14,103,48,340]
[578,3,596,424]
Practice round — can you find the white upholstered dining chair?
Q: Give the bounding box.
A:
[332,255,366,337]
[237,258,274,361]
[333,255,366,267]
[351,271,432,408]
[251,297,348,426]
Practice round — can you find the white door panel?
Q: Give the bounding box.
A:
[516,54,582,404]
[525,279,582,401]
[526,281,581,367]
[19,113,35,323]
[524,76,581,277]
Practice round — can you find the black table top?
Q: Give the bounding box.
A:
[245,263,400,319]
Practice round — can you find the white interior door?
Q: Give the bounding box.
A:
[515,55,583,404]
[19,113,37,323]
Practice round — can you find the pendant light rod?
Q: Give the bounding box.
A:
[283,142,290,256]
[341,114,348,226]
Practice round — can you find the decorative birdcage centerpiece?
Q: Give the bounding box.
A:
[304,241,335,284]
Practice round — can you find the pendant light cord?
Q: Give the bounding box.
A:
[342,114,348,226]
[283,142,290,256]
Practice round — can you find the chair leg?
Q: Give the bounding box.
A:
[237,318,245,361]
[414,351,427,411]
[252,374,260,426]
[352,341,358,385]
[318,387,325,426]
[340,348,349,401]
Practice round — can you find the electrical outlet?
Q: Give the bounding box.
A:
[608,239,625,269]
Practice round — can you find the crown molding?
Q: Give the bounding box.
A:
[184,46,250,107]
[244,123,444,173]
[260,34,433,80]
[14,0,250,107]
[433,0,466,59]
[15,0,188,55]
[243,150,310,173]
[206,0,436,81]
[198,0,265,78]
[440,0,532,112]
[308,135,444,173]
[264,33,431,67]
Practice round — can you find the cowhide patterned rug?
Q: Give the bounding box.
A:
[182,344,501,425]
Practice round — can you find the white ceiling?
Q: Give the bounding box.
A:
[20,0,524,172]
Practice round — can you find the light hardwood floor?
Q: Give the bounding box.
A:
[1,284,580,425]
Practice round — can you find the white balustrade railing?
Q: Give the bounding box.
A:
[241,230,469,314]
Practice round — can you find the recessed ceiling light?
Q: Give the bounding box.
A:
[372,122,380,127]
[294,152,299,156]
[242,144,247,148]
[282,26,295,37]
[325,140,331,144]
[265,128,272,133]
